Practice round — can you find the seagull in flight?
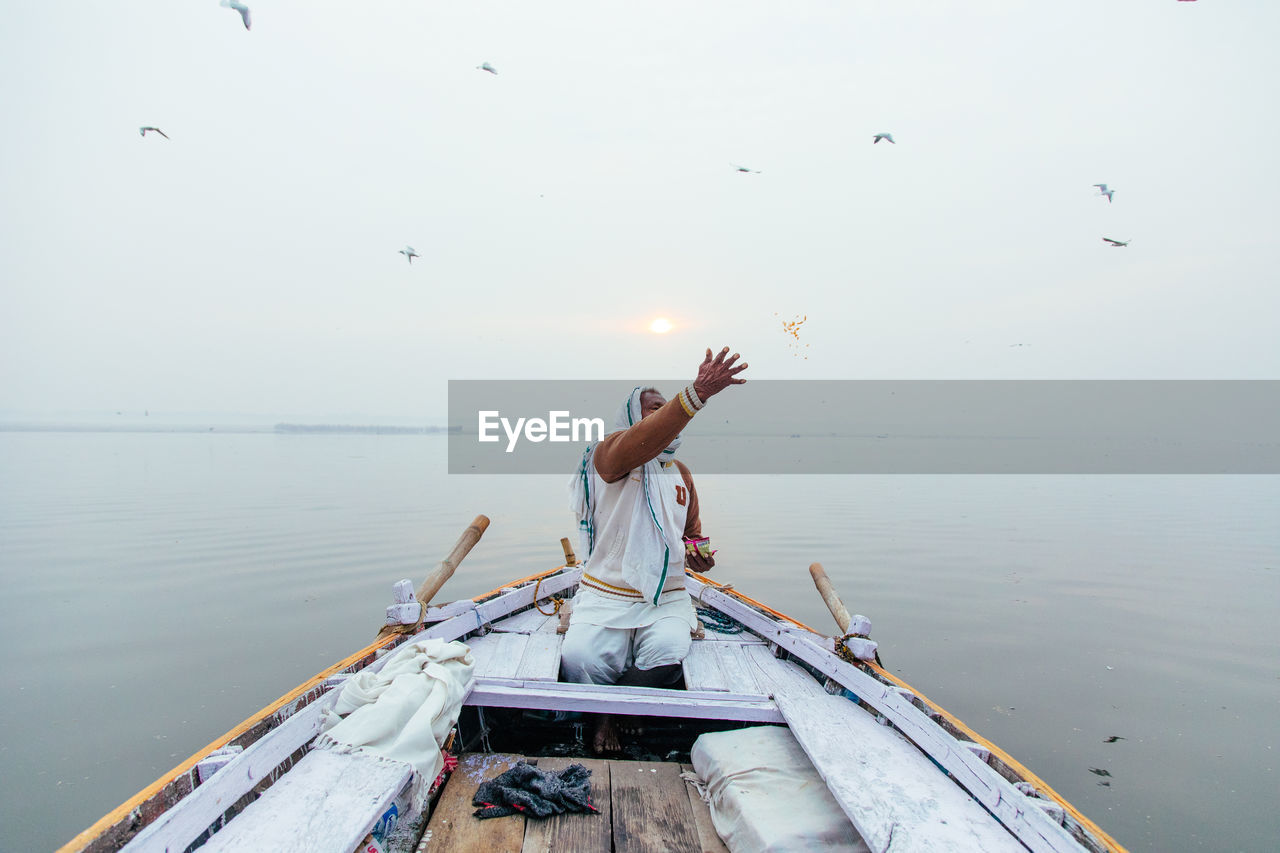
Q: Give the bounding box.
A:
[399,246,420,264]
[872,133,895,144]
[139,126,169,139]
[1093,183,1115,202]
[1102,237,1130,247]
[220,0,251,30]
[730,163,761,174]
[477,62,497,75]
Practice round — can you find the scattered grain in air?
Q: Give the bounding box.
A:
[778,313,809,357]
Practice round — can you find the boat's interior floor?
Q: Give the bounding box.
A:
[425,752,726,853]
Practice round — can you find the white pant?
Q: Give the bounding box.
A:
[560,616,693,685]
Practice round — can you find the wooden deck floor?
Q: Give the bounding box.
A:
[422,753,728,853]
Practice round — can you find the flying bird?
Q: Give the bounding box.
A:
[872,133,895,144]
[477,62,497,75]
[220,0,251,30]
[730,163,761,174]
[1102,237,1130,247]
[399,246,420,264]
[139,126,169,139]
[1093,183,1115,202]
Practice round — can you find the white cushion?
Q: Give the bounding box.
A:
[691,726,870,853]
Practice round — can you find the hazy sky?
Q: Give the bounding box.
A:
[2,1,1277,423]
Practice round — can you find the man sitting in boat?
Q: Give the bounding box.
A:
[564,346,748,752]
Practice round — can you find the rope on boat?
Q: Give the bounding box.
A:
[834,631,883,667]
[532,575,564,616]
[695,606,743,634]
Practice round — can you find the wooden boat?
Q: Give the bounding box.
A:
[60,516,1127,853]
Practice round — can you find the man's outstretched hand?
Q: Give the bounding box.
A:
[692,347,748,403]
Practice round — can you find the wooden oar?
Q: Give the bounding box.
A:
[416,514,491,606]
[808,562,878,662]
[378,514,491,638]
[809,561,852,633]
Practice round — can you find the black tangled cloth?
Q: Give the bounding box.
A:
[472,761,600,819]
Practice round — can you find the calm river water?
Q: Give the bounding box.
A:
[0,431,1276,851]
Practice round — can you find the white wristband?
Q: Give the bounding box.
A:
[686,384,705,410]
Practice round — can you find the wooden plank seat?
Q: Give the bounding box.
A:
[119,700,333,853]
[466,631,564,682]
[488,607,559,635]
[465,677,783,724]
[424,753,722,853]
[681,640,767,693]
[198,750,413,853]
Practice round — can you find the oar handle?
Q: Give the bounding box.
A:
[809,561,852,634]
[560,537,578,567]
[416,515,491,607]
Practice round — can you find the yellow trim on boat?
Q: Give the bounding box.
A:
[865,661,1128,852]
[690,572,819,632]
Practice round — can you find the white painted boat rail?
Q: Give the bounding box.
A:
[686,576,1103,853]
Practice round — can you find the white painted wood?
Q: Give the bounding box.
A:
[845,614,872,636]
[465,677,784,723]
[687,577,1087,853]
[695,627,766,644]
[421,599,478,622]
[681,641,729,691]
[360,569,584,681]
[392,579,415,604]
[1035,800,1067,824]
[385,602,421,625]
[121,697,335,853]
[683,641,765,693]
[743,645,1027,853]
[489,607,556,634]
[839,635,879,661]
[472,569,582,627]
[466,632,529,680]
[964,742,993,763]
[513,632,563,681]
[199,750,413,853]
[708,641,764,694]
[539,606,566,633]
[323,675,351,691]
[196,745,244,784]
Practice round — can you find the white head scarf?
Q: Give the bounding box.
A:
[567,386,683,602]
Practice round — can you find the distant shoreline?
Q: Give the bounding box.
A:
[0,423,458,435]
[274,424,460,435]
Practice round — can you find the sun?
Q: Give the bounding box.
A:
[649,317,674,334]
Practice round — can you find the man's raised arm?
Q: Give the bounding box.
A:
[594,347,748,483]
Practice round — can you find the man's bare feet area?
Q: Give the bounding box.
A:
[591,715,646,753]
[592,715,621,754]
